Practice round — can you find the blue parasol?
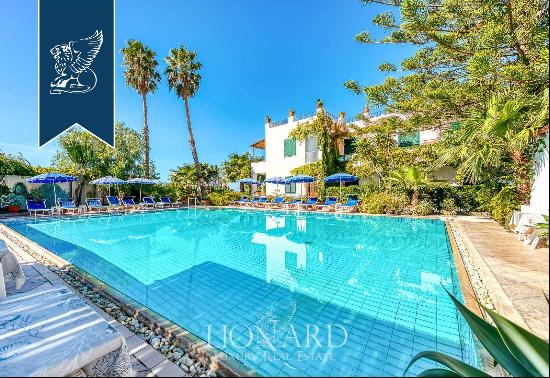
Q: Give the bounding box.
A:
[90,176,126,196]
[286,175,316,196]
[238,178,260,185]
[264,176,287,193]
[238,178,260,195]
[27,173,77,205]
[127,178,159,202]
[324,173,359,198]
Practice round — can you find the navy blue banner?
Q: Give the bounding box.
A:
[39,0,114,146]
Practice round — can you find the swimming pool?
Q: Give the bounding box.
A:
[3,209,478,376]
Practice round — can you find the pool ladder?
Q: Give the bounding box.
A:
[187,196,199,207]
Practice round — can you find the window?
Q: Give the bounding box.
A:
[398,131,420,147]
[305,136,318,163]
[343,138,356,155]
[285,182,296,194]
[284,138,296,157]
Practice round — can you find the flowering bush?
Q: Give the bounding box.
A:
[411,200,434,216]
[362,192,409,214]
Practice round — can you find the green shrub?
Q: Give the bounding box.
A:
[441,197,459,215]
[0,193,28,210]
[143,184,178,201]
[490,186,520,226]
[421,183,501,214]
[362,192,409,214]
[411,200,434,216]
[325,182,381,203]
[0,183,9,196]
[28,184,69,208]
[208,190,243,206]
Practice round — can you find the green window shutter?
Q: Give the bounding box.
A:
[284,138,296,157]
[398,131,420,147]
[285,182,296,194]
[344,138,356,155]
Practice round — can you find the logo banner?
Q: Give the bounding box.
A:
[39,0,115,146]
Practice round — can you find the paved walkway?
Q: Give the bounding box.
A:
[457,218,549,339]
[1,235,189,377]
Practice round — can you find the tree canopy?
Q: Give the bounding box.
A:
[0,151,37,177]
[221,152,255,183]
[51,122,150,203]
[347,0,549,204]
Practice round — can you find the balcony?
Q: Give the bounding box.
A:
[251,160,266,175]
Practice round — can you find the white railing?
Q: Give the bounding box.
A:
[187,197,199,207]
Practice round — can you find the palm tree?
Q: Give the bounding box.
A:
[435,91,548,204]
[388,166,430,205]
[121,40,161,178]
[164,46,206,198]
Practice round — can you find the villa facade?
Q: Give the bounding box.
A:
[250,103,454,195]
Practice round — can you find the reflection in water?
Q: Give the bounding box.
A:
[3,209,478,377]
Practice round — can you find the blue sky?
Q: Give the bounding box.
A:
[0,0,415,180]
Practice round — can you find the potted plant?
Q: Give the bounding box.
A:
[0,193,27,213]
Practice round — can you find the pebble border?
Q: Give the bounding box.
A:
[0,225,255,378]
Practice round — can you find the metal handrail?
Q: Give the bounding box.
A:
[187,196,199,207]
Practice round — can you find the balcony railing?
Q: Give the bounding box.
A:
[271,118,288,127]
[346,110,385,123]
[269,112,340,128]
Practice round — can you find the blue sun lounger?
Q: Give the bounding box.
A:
[230,196,248,206]
[282,198,301,209]
[246,197,260,207]
[315,197,337,211]
[297,197,318,210]
[106,196,124,210]
[141,196,158,208]
[26,200,53,217]
[336,197,360,213]
[264,196,284,208]
[85,198,110,212]
[159,196,182,207]
[57,199,81,214]
[254,196,268,207]
[122,196,142,209]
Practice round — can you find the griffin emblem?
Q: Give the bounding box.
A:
[49,30,103,94]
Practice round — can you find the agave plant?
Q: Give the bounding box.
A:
[405,288,549,377]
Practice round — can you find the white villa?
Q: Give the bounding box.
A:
[250,102,454,196]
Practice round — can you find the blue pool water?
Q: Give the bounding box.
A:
[3,209,478,376]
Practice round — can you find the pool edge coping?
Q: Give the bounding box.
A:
[0,222,258,378]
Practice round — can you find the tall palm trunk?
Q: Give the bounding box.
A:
[510,148,531,205]
[183,94,206,199]
[142,93,150,178]
[411,190,420,206]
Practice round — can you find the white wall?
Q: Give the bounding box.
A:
[2,175,72,195]
[2,174,96,202]
[527,133,549,215]
[263,114,319,195]
[258,111,450,195]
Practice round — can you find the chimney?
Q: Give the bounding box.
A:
[265,115,271,126]
[288,108,295,123]
[339,111,346,121]
[316,99,324,113]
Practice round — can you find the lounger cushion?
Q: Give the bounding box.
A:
[0,287,132,376]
